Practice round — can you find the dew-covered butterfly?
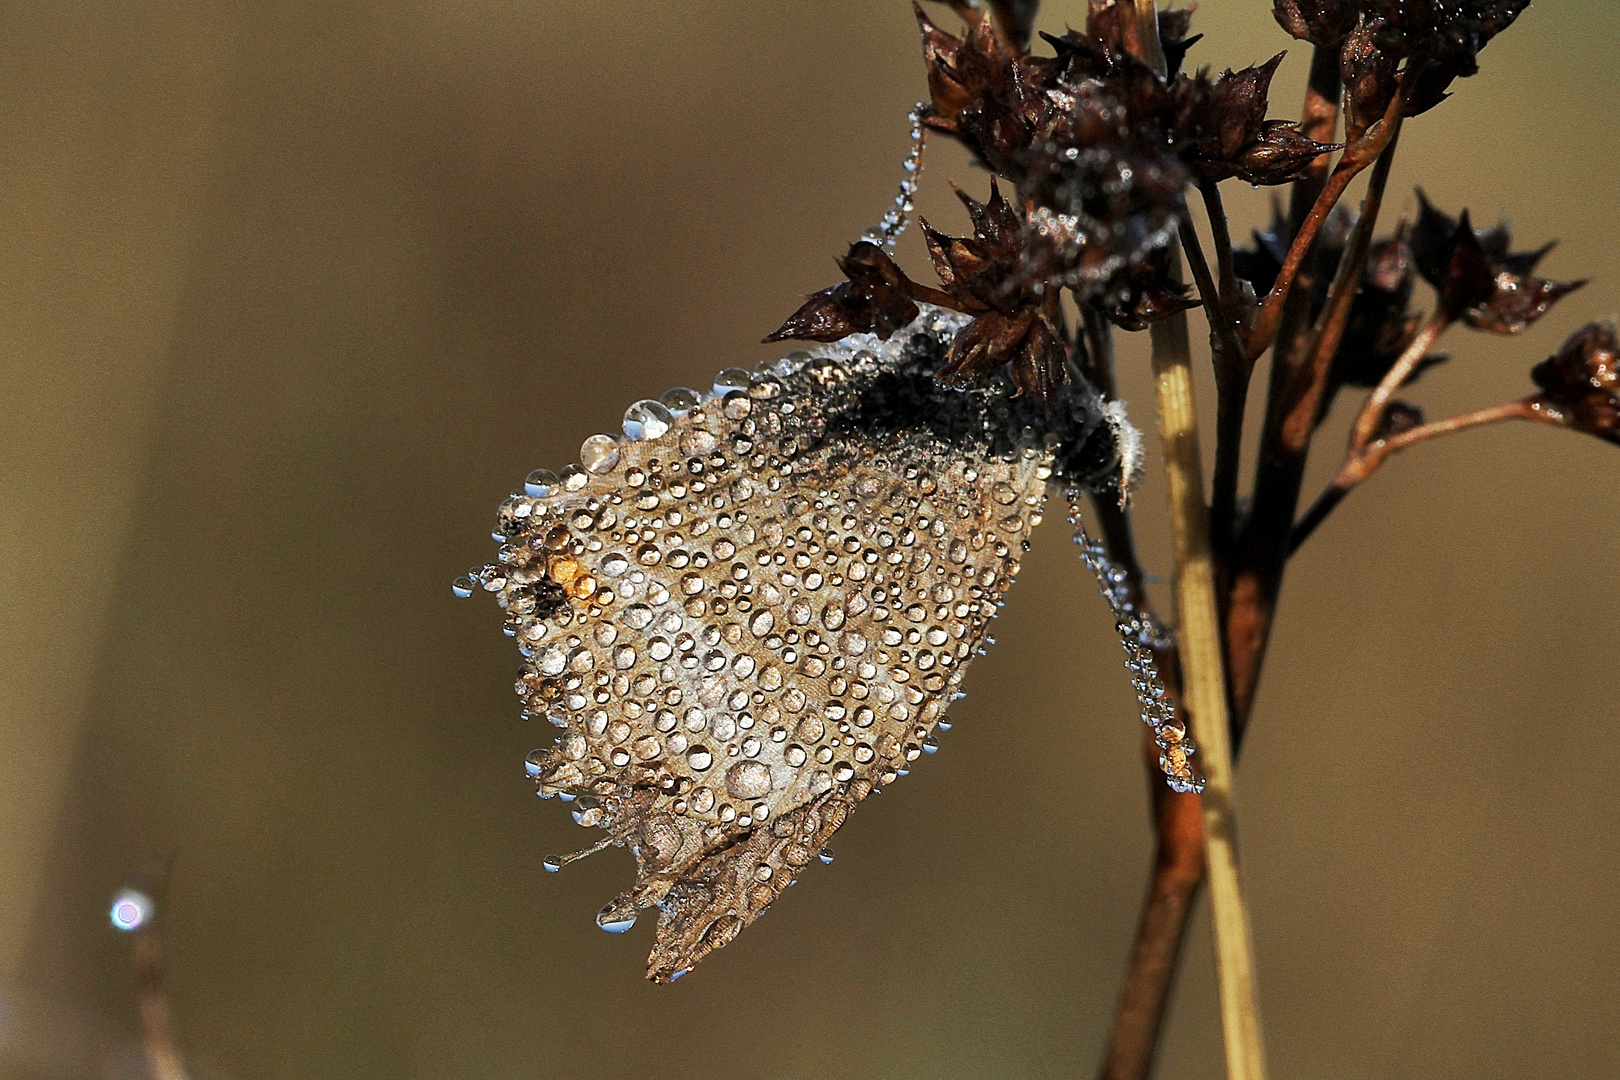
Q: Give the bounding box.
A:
[458,306,1201,982]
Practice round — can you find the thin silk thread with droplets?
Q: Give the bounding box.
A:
[1066,495,1204,794]
[863,104,927,250]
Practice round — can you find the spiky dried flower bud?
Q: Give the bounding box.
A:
[1411,191,1586,333]
[914,3,1048,180]
[1530,322,1620,446]
[920,181,1074,399]
[765,242,921,344]
[1356,0,1531,116]
[1335,225,1449,389]
[476,309,1137,981]
[1340,14,1402,139]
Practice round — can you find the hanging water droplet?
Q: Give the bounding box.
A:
[597,906,637,933]
[451,576,474,598]
[818,848,835,864]
[623,399,675,441]
[525,749,545,777]
[580,435,621,475]
[560,464,588,491]
[542,855,563,872]
[525,468,559,497]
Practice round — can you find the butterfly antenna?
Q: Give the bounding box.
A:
[542,835,616,874]
[862,104,928,250]
[1066,492,1204,794]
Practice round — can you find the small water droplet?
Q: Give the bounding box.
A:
[108,888,153,932]
[542,855,563,872]
[818,848,835,864]
[451,576,474,598]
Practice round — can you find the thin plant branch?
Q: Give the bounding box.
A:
[1348,312,1453,451]
[1180,214,1250,575]
[1246,69,1412,362]
[1149,280,1270,1080]
[1283,125,1404,458]
[1224,44,1345,731]
[1290,398,1545,552]
[1087,282,1210,1080]
[1199,179,1241,317]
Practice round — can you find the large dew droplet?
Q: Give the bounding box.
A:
[659,386,702,415]
[580,435,621,475]
[726,760,772,799]
[622,399,674,441]
[713,368,751,396]
[524,468,558,497]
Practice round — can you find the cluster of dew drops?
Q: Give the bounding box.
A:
[450,378,746,602]
[1067,498,1203,793]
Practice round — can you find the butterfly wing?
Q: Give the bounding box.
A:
[481,307,1109,980]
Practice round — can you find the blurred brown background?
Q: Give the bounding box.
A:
[2,1,1616,1077]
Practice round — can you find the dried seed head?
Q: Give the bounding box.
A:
[1530,322,1620,446]
[478,307,1119,981]
[1411,191,1586,334]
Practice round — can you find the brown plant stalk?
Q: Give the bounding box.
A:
[1130,6,1269,1079]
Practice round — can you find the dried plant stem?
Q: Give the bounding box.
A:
[1179,214,1248,572]
[1290,126,1403,443]
[1099,777,1205,1080]
[1109,9,1266,1080]
[130,923,189,1080]
[1225,44,1343,733]
[1089,493,1207,1080]
[1149,282,1269,1080]
[1246,79,1410,361]
[1348,312,1452,450]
